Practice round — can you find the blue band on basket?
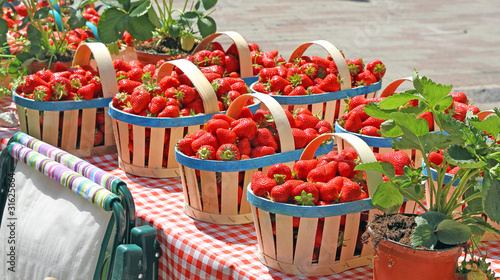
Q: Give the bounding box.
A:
[246,185,375,218]
[13,94,112,111]
[108,101,261,128]
[175,141,334,172]
[250,81,382,105]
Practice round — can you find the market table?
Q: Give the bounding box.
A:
[1,97,500,279]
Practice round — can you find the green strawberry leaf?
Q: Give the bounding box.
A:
[471,114,500,139]
[380,120,403,138]
[371,181,404,213]
[417,74,453,110]
[379,92,420,110]
[363,102,393,120]
[416,211,446,228]
[97,9,127,44]
[411,223,437,248]
[355,161,396,178]
[129,0,152,17]
[433,96,454,113]
[127,14,156,42]
[443,145,486,169]
[198,17,217,38]
[100,0,126,9]
[435,112,464,137]
[0,18,7,47]
[482,170,500,223]
[436,219,472,245]
[392,112,429,137]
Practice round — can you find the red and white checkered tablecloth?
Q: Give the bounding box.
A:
[2,97,500,280]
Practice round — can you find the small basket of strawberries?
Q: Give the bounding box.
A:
[249,40,384,125]
[12,42,118,157]
[108,58,259,178]
[246,132,387,276]
[174,93,335,225]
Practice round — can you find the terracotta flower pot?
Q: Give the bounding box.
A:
[27,60,73,74]
[134,50,181,66]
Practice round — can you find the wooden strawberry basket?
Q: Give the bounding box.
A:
[246,133,384,276]
[174,93,334,225]
[109,59,222,178]
[13,42,118,158]
[192,31,256,84]
[250,40,382,125]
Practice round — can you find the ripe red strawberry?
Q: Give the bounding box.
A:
[449,92,468,104]
[267,163,292,182]
[344,110,363,133]
[54,61,70,72]
[349,95,367,111]
[252,128,278,151]
[315,120,332,133]
[428,151,444,167]
[318,74,340,92]
[49,76,72,100]
[251,146,275,158]
[185,99,205,115]
[230,81,248,95]
[126,67,143,82]
[417,111,434,131]
[36,69,54,82]
[196,145,216,160]
[338,178,362,203]
[206,118,230,134]
[191,132,219,153]
[304,128,319,144]
[355,70,376,86]
[448,166,461,175]
[77,83,96,100]
[216,143,240,161]
[291,128,308,149]
[381,151,412,176]
[337,159,357,178]
[360,126,380,136]
[32,85,52,101]
[300,63,319,80]
[238,107,254,119]
[338,147,358,161]
[177,131,206,156]
[236,137,252,156]
[158,76,181,92]
[366,59,386,81]
[176,85,197,104]
[22,75,50,94]
[467,105,479,115]
[318,177,342,202]
[295,113,320,130]
[113,59,132,72]
[289,85,308,96]
[268,76,291,93]
[362,116,385,129]
[94,129,104,146]
[130,89,151,113]
[307,161,337,183]
[224,54,239,73]
[252,175,277,197]
[231,118,258,140]
[292,182,320,205]
[293,159,319,181]
[269,183,292,203]
[158,105,180,118]
[208,50,225,66]
[118,79,142,94]
[451,102,467,122]
[212,113,235,125]
[347,58,364,76]
[212,78,232,97]
[216,128,237,145]
[194,50,212,66]
[149,96,167,114]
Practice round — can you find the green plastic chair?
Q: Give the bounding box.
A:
[0,132,161,280]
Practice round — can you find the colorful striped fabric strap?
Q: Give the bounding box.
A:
[10,132,125,194]
[8,142,120,211]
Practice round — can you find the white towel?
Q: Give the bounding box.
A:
[0,161,112,280]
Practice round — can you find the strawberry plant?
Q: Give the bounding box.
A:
[355,70,500,255]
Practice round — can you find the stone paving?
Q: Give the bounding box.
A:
[209,0,500,109]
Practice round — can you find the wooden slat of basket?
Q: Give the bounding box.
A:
[42,111,60,147]
[240,170,256,214]
[318,215,341,264]
[360,209,382,257]
[275,214,294,264]
[258,209,276,259]
[16,105,27,133]
[117,120,130,163]
[294,218,318,266]
[200,170,218,214]
[251,205,264,246]
[26,108,41,139]
[103,107,114,146]
[339,212,360,262]
[148,127,165,169]
[167,127,184,169]
[324,101,336,124]
[80,108,97,150]
[221,171,238,215]
[61,110,79,150]
[184,166,202,210]
[310,102,323,117]
[132,125,145,167]
[187,125,201,135]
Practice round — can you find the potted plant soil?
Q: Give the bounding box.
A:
[98,0,217,65]
[355,70,500,280]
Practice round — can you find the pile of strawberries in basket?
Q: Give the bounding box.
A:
[250,56,385,96]
[177,107,333,160]
[111,58,254,117]
[338,91,480,136]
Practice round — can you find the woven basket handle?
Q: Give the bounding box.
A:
[73,42,118,99]
[288,40,351,91]
[378,77,412,98]
[226,93,294,153]
[156,59,220,114]
[300,132,382,197]
[192,31,253,78]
